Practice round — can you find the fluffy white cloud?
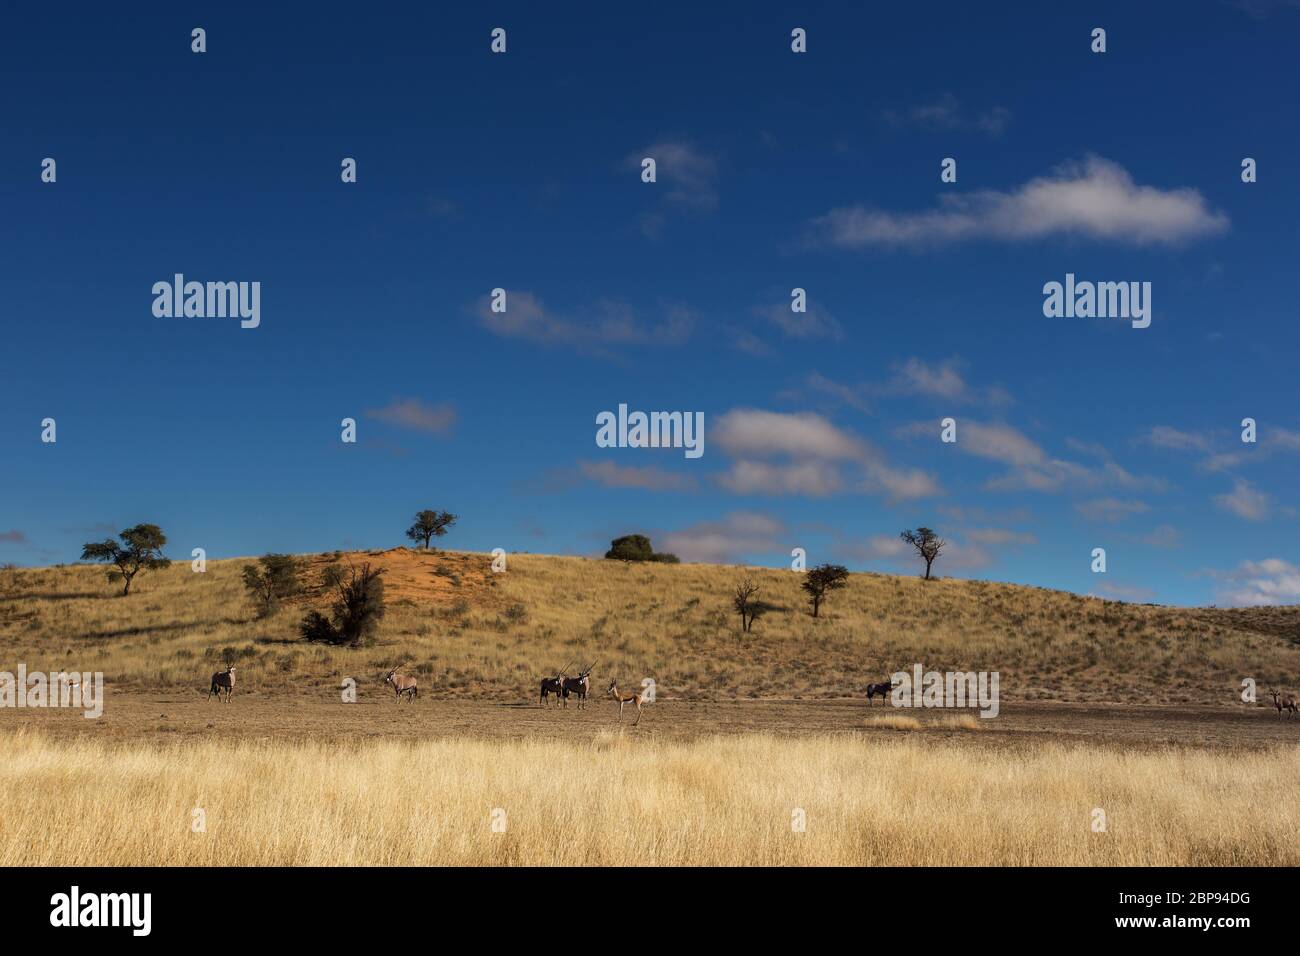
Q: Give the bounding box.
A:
[713,409,865,461]
[812,156,1228,248]
[713,409,939,501]
[1209,558,1300,607]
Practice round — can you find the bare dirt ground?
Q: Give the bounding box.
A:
[4,690,1296,753]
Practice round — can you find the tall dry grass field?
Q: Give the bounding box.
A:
[2,550,1298,703]
[1,731,1295,866]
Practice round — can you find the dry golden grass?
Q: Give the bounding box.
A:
[2,550,1298,703]
[1,730,1294,866]
[863,714,986,731]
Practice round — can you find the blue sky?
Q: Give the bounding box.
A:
[2,1,1298,606]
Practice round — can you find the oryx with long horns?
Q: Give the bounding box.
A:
[561,661,596,709]
[540,662,572,707]
[384,668,418,703]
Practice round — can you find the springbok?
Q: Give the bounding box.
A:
[1267,689,1297,718]
[208,665,236,703]
[384,669,418,703]
[562,662,596,709]
[607,680,647,726]
[866,679,896,705]
[540,662,572,707]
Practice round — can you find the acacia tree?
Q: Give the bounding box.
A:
[241,553,302,617]
[299,562,387,646]
[81,524,171,595]
[900,527,946,580]
[801,563,850,617]
[732,579,763,633]
[405,510,457,549]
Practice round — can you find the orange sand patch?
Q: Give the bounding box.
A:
[292,548,496,609]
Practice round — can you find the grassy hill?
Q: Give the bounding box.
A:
[2,549,1298,704]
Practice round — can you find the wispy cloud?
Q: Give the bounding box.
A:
[659,511,785,564]
[796,358,1008,413]
[884,93,1012,137]
[1075,497,1150,524]
[627,139,719,236]
[0,529,28,544]
[366,398,456,435]
[754,301,844,341]
[476,291,694,351]
[900,418,1164,495]
[811,156,1228,249]
[1093,582,1158,603]
[1133,524,1182,549]
[577,460,697,492]
[1215,478,1271,521]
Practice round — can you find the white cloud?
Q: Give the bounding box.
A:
[804,371,871,412]
[1093,582,1158,603]
[960,422,1047,468]
[884,93,1012,137]
[713,409,939,501]
[1215,479,1271,520]
[366,398,456,435]
[637,140,718,210]
[1145,425,1213,453]
[755,302,843,341]
[659,512,785,564]
[1209,558,1300,607]
[577,461,696,492]
[865,463,943,500]
[1075,497,1151,523]
[713,409,865,461]
[718,460,844,497]
[476,291,693,349]
[812,156,1228,248]
[1135,525,1182,549]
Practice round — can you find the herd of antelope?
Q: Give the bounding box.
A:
[203,659,650,724]
[202,662,1294,729]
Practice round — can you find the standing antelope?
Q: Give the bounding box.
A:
[562,662,596,709]
[1267,689,1297,718]
[208,664,236,703]
[866,680,896,705]
[608,680,647,726]
[384,669,418,703]
[540,663,572,707]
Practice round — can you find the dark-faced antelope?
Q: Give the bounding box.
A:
[562,661,596,709]
[384,669,418,703]
[540,662,572,707]
[866,680,896,705]
[1267,689,1297,718]
[208,665,236,703]
[608,679,647,726]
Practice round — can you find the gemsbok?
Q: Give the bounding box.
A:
[384,669,418,703]
[540,663,572,707]
[1268,689,1297,718]
[562,661,596,709]
[866,679,896,705]
[208,664,236,703]
[607,679,647,726]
